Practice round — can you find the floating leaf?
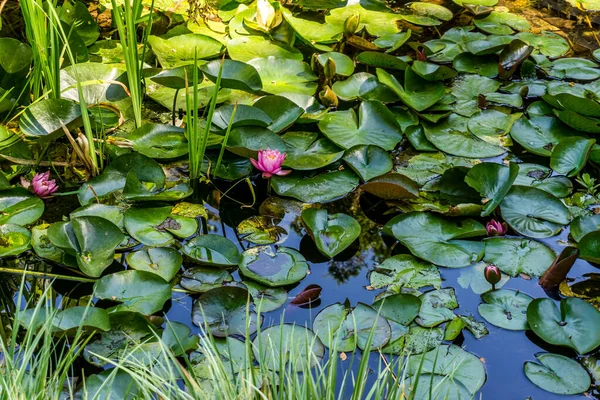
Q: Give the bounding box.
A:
[282,131,344,170]
[416,288,458,328]
[369,254,442,292]
[128,124,188,159]
[192,286,261,337]
[524,353,591,395]
[527,297,600,354]
[126,247,182,282]
[238,246,308,287]
[478,289,533,330]
[237,216,287,245]
[301,208,361,258]
[180,267,234,293]
[247,57,317,96]
[313,302,391,352]
[148,34,223,68]
[19,99,82,140]
[383,212,485,268]
[483,237,555,277]
[360,173,420,200]
[182,235,240,267]
[94,270,171,315]
[0,188,44,226]
[457,262,509,294]
[343,145,393,181]
[465,162,518,216]
[201,59,262,92]
[124,206,197,247]
[550,136,595,177]
[243,280,288,312]
[271,170,359,203]
[0,224,31,257]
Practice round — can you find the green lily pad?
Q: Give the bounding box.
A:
[282,9,343,45]
[499,186,570,238]
[527,297,600,354]
[60,63,129,105]
[282,131,344,170]
[313,301,391,352]
[331,72,397,102]
[377,68,445,112]
[94,270,171,315]
[182,235,240,267]
[550,136,595,177]
[70,204,126,230]
[0,188,44,226]
[412,61,457,81]
[474,11,530,35]
[513,164,573,197]
[525,353,591,395]
[227,37,302,63]
[253,95,304,133]
[395,152,476,186]
[128,124,188,159]
[237,216,287,245]
[180,267,234,292]
[212,105,271,129]
[0,224,31,257]
[467,110,519,147]
[357,52,409,71]
[554,109,600,134]
[301,208,360,258]
[47,216,124,277]
[450,74,502,117]
[79,369,140,400]
[253,325,325,372]
[571,215,600,242]
[360,173,420,200]
[226,126,286,158]
[318,100,402,151]
[192,286,261,337]
[383,212,486,268]
[247,57,318,96]
[326,4,401,37]
[148,34,223,68]
[407,345,486,400]
[149,65,203,89]
[343,145,393,181]
[0,38,33,73]
[402,325,444,355]
[242,280,287,312]
[576,232,600,263]
[369,254,442,292]
[483,238,555,277]
[317,52,355,77]
[509,116,573,156]
[271,170,359,203]
[124,206,198,247]
[515,32,569,58]
[478,289,533,330]
[125,247,182,281]
[19,98,82,140]
[465,162,519,216]
[423,114,506,158]
[201,59,262,92]
[416,288,459,328]
[453,53,498,77]
[374,293,422,326]
[238,246,308,287]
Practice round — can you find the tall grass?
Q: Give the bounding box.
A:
[111,0,154,129]
[186,55,223,180]
[20,0,61,99]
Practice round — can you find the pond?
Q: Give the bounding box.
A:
[0,0,600,399]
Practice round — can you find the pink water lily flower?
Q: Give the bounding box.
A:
[23,171,58,198]
[251,149,291,179]
[486,219,507,236]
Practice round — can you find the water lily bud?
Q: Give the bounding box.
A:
[324,57,336,80]
[256,0,276,30]
[486,219,507,236]
[484,265,502,289]
[344,14,360,37]
[319,85,338,108]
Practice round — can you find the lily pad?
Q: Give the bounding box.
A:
[369,254,442,292]
[527,297,600,354]
[182,235,240,267]
[483,237,555,277]
[128,124,188,159]
[180,267,234,293]
[94,270,171,315]
[457,262,509,294]
[478,289,533,330]
[19,98,82,140]
[317,52,355,77]
[247,57,318,96]
[237,216,287,245]
[513,164,572,197]
[148,34,223,68]
[201,59,262,92]
[377,68,445,112]
[282,131,344,170]
[238,246,308,287]
[0,188,44,226]
[373,293,421,326]
[242,280,288,312]
[301,208,361,258]
[407,345,486,400]
[550,136,595,177]
[271,170,359,203]
[360,173,420,200]
[318,100,402,151]
[227,37,302,63]
[464,162,518,216]
[423,114,506,158]
[499,186,570,238]
[509,116,573,156]
[525,353,591,395]
[343,145,393,181]
[416,288,459,328]
[253,325,325,372]
[0,224,31,257]
[124,206,198,247]
[192,286,261,337]
[383,212,486,268]
[125,247,182,281]
[47,216,124,277]
[313,302,391,352]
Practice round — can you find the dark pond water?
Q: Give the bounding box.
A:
[151,192,599,400]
